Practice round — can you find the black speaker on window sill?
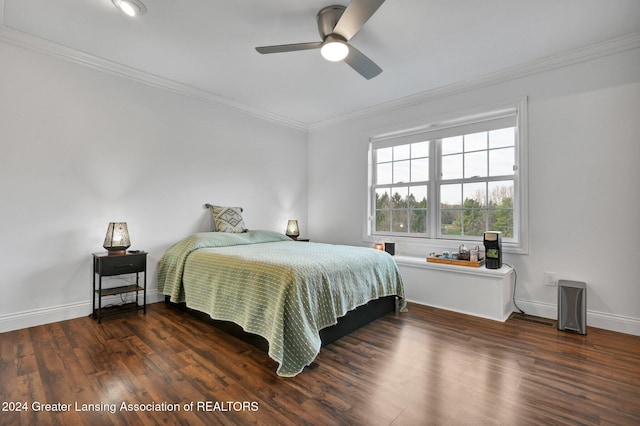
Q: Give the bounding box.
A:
[384,242,395,256]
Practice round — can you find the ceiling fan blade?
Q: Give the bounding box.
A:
[344,45,382,80]
[255,42,322,54]
[333,0,385,41]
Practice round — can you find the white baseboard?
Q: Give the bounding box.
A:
[3,292,638,337]
[0,290,165,333]
[514,299,640,336]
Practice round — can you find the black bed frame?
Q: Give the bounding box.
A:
[164,295,398,352]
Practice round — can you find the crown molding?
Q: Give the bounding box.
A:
[308,32,640,132]
[0,23,309,132]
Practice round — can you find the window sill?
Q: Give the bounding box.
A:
[393,255,513,278]
[364,235,528,256]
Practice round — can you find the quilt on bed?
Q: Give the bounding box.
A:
[156,230,406,377]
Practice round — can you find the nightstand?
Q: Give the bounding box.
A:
[92,251,147,323]
[293,238,310,242]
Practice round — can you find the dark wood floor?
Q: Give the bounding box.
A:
[1,302,639,426]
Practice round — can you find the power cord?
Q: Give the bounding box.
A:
[503,263,525,314]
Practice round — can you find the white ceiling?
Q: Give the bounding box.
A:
[2,0,640,128]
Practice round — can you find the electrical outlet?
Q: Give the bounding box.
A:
[544,271,557,287]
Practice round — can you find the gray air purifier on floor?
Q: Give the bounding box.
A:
[557,280,587,335]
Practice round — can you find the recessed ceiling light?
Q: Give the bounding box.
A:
[112,0,147,17]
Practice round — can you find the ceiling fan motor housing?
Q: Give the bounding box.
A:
[317,5,346,40]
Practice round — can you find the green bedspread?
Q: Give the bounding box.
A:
[157,230,406,377]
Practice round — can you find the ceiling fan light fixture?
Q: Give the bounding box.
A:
[321,40,349,62]
[112,0,147,17]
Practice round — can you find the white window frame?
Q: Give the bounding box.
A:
[366,97,529,255]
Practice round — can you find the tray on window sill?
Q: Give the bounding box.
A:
[426,255,485,267]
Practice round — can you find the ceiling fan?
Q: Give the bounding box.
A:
[255,0,385,80]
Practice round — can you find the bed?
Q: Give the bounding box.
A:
[157,229,406,377]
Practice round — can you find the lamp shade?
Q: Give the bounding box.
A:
[286,220,300,239]
[103,222,131,255]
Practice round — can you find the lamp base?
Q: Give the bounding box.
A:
[106,249,127,256]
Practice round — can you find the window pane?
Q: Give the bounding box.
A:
[489,209,513,237]
[410,210,428,233]
[465,132,487,151]
[391,187,408,208]
[411,141,429,158]
[376,147,392,162]
[376,162,392,184]
[489,147,515,177]
[376,210,390,232]
[441,210,462,235]
[393,160,410,183]
[463,182,486,206]
[489,127,515,148]
[411,157,429,182]
[392,210,408,232]
[440,184,461,207]
[464,151,487,178]
[394,144,410,161]
[442,136,462,155]
[442,154,463,179]
[462,209,486,236]
[488,181,514,237]
[375,188,390,209]
[488,181,514,208]
[409,186,427,208]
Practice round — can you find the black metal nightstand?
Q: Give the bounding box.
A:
[92,251,147,323]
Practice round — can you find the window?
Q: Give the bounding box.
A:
[374,141,430,234]
[369,99,527,250]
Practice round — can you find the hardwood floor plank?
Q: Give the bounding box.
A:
[1,302,639,425]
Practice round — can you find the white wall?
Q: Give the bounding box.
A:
[308,48,640,335]
[2,36,638,336]
[0,42,308,331]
